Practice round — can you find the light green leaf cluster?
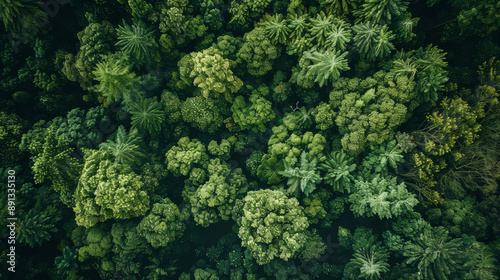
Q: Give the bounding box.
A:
[349,175,418,219]
[237,189,309,265]
[188,158,249,227]
[237,28,279,76]
[137,198,186,248]
[74,150,150,228]
[92,54,139,105]
[179,47,243,102]
[267,125,327,167]
[324,71,417,155]
[99,126,145,167]
[165,136,209,176]
[231,94,276,132]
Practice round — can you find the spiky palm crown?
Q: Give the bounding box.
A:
[287,13,309,40]
[321,150,357,193]
[309,11,337,47]
[326,20,352,51]
[263,14,290,45]
[404,227,464,280]
[129,97,166,136]
[0,0,47,32]
[373,25,395,59]
[99,125,145,166]
[355,0,409,25]
[304,49,350,87]
[92,55,138,104]
[352,243,390,280]
[279,151,322,197]
[318,0,358,17]
[353,22,379,56]
[115,20,158,65]
[54,246,78,276]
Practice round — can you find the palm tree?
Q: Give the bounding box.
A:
[128,97,166,136]
[99,126,145,166]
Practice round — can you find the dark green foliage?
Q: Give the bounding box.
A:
[0,111,24,164]
[115,20,158,65]
[62,21,116,89]
[360,139,404,178]
[0,0,47,32]
[129,97,166,135]
[31,127,82,206]
[54,246,78,279]
[181,96,224,133]
[17,206,61,247]
[354,0,409,25]
[403,227,466,280]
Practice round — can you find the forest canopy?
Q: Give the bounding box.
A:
[0,0,499,279]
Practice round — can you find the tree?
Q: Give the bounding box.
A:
[403,227,466,280]
[320,150,357,193]
[17,206,61,247]
[0,111,25,164]
[237,28,279,76]
[295,49,350,88]
[326,19,352,51]
[54,246,79,280]
[165,136,209,176]
[181,96,224,134]
[115,20,158,65]
[92,54,139,105]
[351,243,390,280]
[179,47,243,102]
[349,176,418,219]
[231,94,276,132]
[187,158,249,227]
[31,127,82,206]
[0,0,47,32]
[99,126,145,167]
[236,189,310,265]
[62,21,116,89]
[354,0,409,25]
[73,149,150,228]
[278,151,322,197]
[360,139,404,178]
[128,97,166,136]
[352,23,395,60]
[137,197,185,248]
[262,14,290,45]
